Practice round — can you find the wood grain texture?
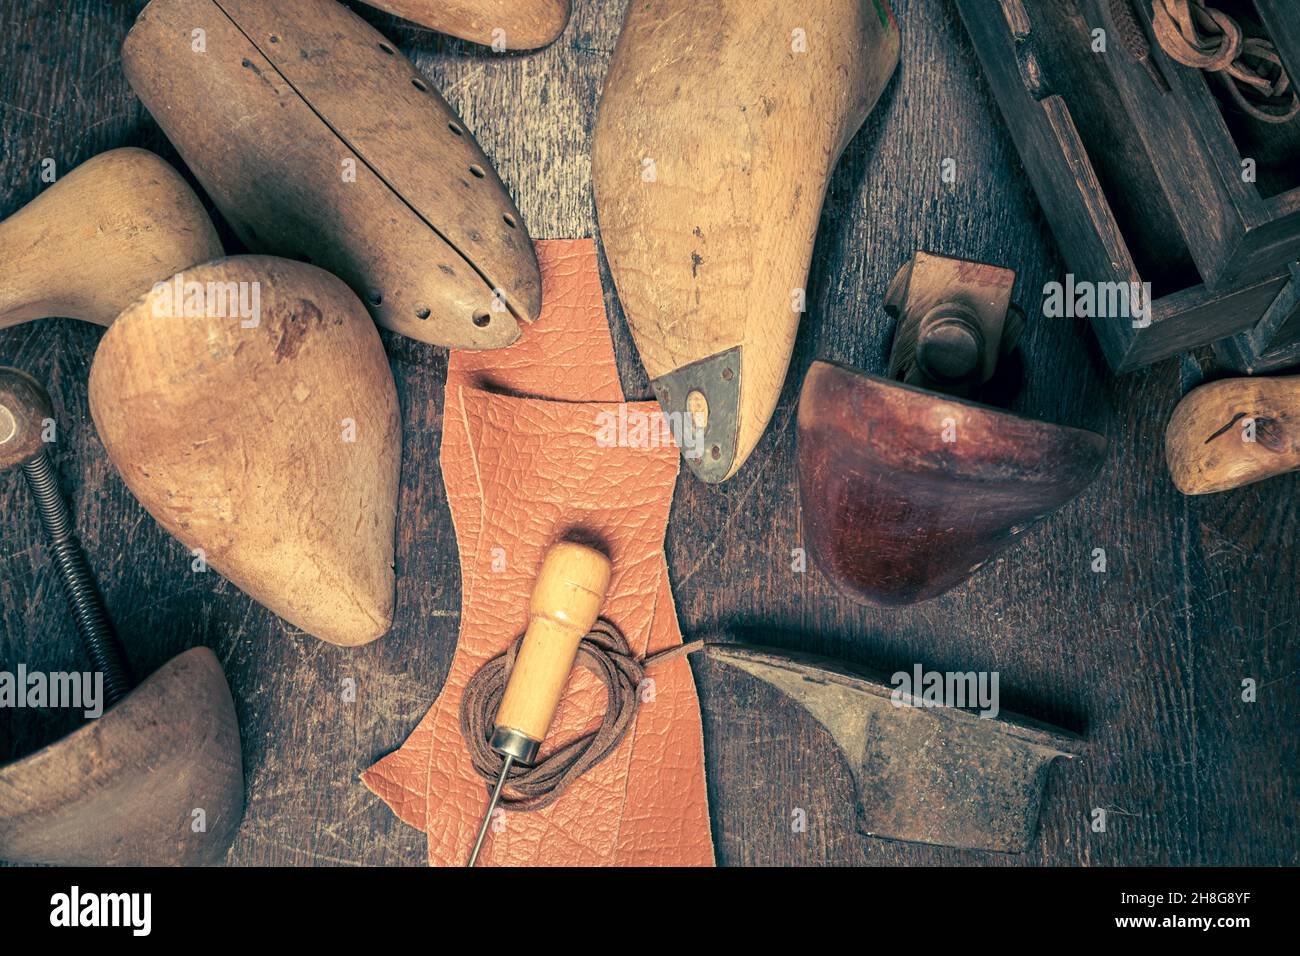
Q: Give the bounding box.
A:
[0,0,1296,866]
[706,643,1082,853]
[798,360,1107,606]
[0,647,243,866]
[1087,0,1300,289]
[1166,374,1300,494]
[359,0,571,50]
[1213,261,1300,373]
[123,0,540,349]
[957,0,1300,373]
[591,0,901,482]
[89,256,401,647]
[0,148,221,330]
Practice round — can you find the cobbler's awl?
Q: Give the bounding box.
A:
[707,644,1082,852]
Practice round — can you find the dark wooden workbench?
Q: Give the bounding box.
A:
[1,0,1295,866]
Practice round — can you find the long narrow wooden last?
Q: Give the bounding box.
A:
[593,0,900,482]
[468,541,612,865]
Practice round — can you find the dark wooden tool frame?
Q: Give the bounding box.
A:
[1085,0,1300,291]
[959,0,1300,373]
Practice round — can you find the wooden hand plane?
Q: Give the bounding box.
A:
[1166,375,1300,494]
[361,0,571,50]
[124,0,540,350]
[592,0,900,482]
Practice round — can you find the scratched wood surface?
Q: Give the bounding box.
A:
[0,0,1295,866]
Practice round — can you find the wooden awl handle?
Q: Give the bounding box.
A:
[491,542,612,764]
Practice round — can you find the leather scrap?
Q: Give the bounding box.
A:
[363,239,714,866]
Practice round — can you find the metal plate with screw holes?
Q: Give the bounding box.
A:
[650,346,741,484]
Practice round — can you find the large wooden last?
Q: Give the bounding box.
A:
[593,0,901,482]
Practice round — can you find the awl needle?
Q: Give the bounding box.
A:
[468,755,513,867]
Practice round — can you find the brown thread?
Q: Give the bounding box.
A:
[459,619,704,813]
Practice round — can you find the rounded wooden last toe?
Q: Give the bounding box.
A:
[88,256,400,647]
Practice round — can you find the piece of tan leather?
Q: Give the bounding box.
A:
[363,239,714,866]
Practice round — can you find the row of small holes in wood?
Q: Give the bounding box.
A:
[362,299,489,327]
[388,46,517,229]
[288,39,513,329]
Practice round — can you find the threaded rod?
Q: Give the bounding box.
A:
[21,451,132,706]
